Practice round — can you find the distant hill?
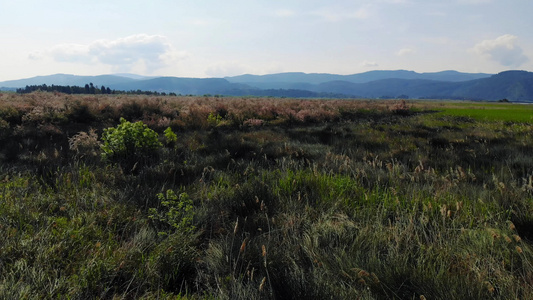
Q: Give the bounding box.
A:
[0,87,16,92]
[297,71,533,101]
[110,77,250,95]
[225,70,492,86]
[450,70,533,101]
[0,74,138,88]
[111,73,155,80]
[1,70,532,101]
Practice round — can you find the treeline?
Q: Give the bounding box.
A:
[16,83,177,96]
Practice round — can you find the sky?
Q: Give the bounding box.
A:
[1,0,532,81]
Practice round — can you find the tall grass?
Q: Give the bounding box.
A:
[0,93,532,298]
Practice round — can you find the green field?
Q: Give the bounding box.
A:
[423,101,533,122]
[0,93,532,299]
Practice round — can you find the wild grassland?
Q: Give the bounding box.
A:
[0,93,532,299]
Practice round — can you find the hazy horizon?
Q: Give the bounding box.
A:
[1,0,532,81]
[0,69,505,84]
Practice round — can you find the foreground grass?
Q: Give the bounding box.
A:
[0,93,532,299]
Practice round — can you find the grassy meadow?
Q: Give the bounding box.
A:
[0,92,533,299]
[422,101,533,122]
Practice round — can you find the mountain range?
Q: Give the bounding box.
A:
[1,70,533,102]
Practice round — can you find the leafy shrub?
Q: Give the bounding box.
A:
[149,190,195,235]
[164,127,178,147]
[100,117,162,164]
[207,112,222,127]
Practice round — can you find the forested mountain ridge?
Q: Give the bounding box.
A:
[1,70,532,101]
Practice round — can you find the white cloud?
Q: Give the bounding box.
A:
[48,44,93,63]
[361,60,379,68]
[471,34,529,67]
[28,51,45,60]
[397,48,415,56]
[30,34,187,74]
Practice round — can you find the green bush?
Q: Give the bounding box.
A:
[100,117,162,164]
[164,127,178,147]
[207,112,222,127]
[149,190,195,235]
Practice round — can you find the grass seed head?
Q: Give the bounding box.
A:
[259,277,267,291]
[485,281,495,294]
[357,270,370,278]
[240,238,248,253]
[440,205,447,218]
[513,234,521,242]
[508,222,516,231]
[371,272,380,284]
[233,218,239,235]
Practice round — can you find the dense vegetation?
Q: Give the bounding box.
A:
[17,83,178,96]
[0,92,532,299]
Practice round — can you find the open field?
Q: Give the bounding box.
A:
[417,101,533,122]
[0,92,533,299]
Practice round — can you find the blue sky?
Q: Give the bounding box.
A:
[1,0,532,81]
